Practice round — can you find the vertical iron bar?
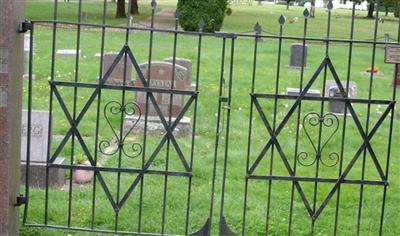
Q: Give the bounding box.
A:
[138,1,157,232]
[311,6,331,235]
[184,30,203,236]
[161,14,179,235]
[23,22,35,225]
[377,12,400,236]
[91,0,108,229]
[209,37,226,236]
[115,0,134,231]
[288,11,308,235]
[242,24,260,236]
[265,18,284,234]
[67,0,83,227]
[218,38,235,235]
[44,0,59,225]
[333,2,356,235]
[356,0,380,234]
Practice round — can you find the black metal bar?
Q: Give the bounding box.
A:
[333,2,357,235]
[44,0,59,225]
[288,10,308,235]
[218,37,236,235]
[22,21,34,225]
[242,22,261,236]
[209,37,226,236]
[247,175,387,186]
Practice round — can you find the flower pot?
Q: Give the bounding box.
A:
[73,161,94,184]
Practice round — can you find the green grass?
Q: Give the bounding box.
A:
[21,1,400,236]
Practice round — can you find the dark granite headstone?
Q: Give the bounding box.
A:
[325,80,357,115]
[289,43,308,68]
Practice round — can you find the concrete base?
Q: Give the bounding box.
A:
[20,157,66,188]
[124,115,192,136]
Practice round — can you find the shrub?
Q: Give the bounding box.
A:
[177,0,229,32]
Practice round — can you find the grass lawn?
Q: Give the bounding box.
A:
[21,1,400,235]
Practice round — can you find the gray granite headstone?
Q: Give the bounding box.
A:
[163,57,192,87]
[289,43,308,68]
[325,80,357,114]
[101,53,132,85]
[20,110,65,187]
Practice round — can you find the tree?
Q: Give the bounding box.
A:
[366,0,375,18]
[116,0,126,18]
[131,0,139,15]
[177,0,229,32]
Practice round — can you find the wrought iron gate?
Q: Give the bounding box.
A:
[21,0,399,235]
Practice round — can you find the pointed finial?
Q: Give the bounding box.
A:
[303,8,310,18]
[198,19,205,32]
[150,0,157,9]
[254,22,262,34]
[278,15,286,25]
[327,0,334,10]
[175,10,180,20]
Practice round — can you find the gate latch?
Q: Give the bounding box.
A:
[15,194,27,206]
[19,21,32,33]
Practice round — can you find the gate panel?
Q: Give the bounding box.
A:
[20,0,399,235]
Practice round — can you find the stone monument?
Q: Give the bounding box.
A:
[289,43,308,68]
[325,80,357,115]
[163,57,193,88]
[124,61,192,135]
[100,53,132,85]
[20,110,65,187]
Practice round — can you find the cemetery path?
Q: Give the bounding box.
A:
[138,8,177,30]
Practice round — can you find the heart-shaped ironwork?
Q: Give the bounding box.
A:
[99,101,142,158]
[297,112,340,167]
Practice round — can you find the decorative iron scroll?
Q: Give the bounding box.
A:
[99,101,142,158]
[297,112,340,167]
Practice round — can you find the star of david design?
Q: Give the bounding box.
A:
[249,57,394,219]
[48,45,196,211]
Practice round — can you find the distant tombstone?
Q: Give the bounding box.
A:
[101,53,132,85]
[57,49,81,57]
[325,80,357,114]
[80,11,88,23]
[20,110,65,187]
[286,87,321,97]
[289,43,308,68]
[124,62,191,136]
[163,57,192,87]
[135,62,188,117]
[23,34,35,80]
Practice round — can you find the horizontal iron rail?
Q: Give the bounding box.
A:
[252,93,394,105]
[48,164,192,177]
[248,175,388,186]
[51,81,197,96]
[23,224,181,236]
[30,20,400,45]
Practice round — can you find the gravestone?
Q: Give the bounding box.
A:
[289,43,308,68]
[286,87,321,97]
[57,49,81,57]
[124,61,191,135]
[20,110,65,187]
[101,53,132,85]
[163,57,192,87]
[325,80,357,115]
[23,34,35,80]
[80,11,88,23]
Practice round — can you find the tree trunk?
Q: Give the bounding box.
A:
[116,0,126,18]
[385,6,388,16]
[367,2,374,18]
[310,0,316,17]
[395,2,400,17]
[130,0,139,14]
[286,0,290,10]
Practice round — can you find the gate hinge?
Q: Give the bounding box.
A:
[19,21,32,33]
[15,194,27,206]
